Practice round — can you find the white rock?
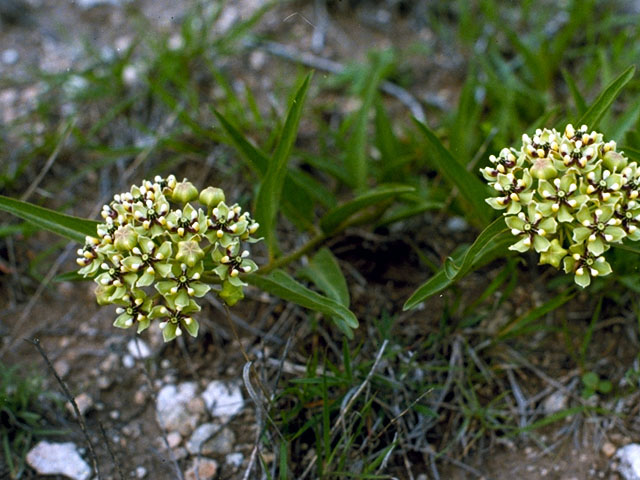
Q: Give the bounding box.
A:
[542,391,568,414]
[202,427,235,456]
[202,381,244,418]
[186,423,219,454]
[616,444,640,480]
[127,338,152,359]
[1,49,19,65]
[135,466,147,478]
[156,382,198,432]
[26,441,91,480]
[122,354,135,368]
[225,452,243,468]
[74,0,127,9]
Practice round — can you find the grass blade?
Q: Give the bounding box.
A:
[346,51,394,190]
[413,118,492,226]
[577,65,636,129]
[561,68,587,115]
[213,109,269,175]
[246,269,358,338]
[403,217,510,310]
[0,195,98,244]
[320,184,414,234]
[255,73,312,256]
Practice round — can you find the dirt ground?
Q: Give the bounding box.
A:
[1,1,639,479]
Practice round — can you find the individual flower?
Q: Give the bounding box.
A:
[155,262,211,309]
[614,200,640,241]
[537,173,587,222]
[120,236,173,287]
[149,296,201,342]
[165,203,208,240]
[212,239,259,285]
[581,163,624,204]
[572,205,625,255]
[113,288,153,333]
[505,204,557,253]
[563,243,612,288]
[485,170,534,214]
[481,147,521,181]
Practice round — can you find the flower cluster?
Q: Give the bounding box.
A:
[76,176,260,341]
[482,124,640,287]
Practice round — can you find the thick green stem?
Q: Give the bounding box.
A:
[259,231,327,275]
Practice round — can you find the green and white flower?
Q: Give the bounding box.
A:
[563,243,612,288]
[505,204,557,253]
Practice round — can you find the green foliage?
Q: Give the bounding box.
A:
[0,363,63,479]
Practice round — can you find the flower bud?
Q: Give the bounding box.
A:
[199,186,225,208]
[113,225,138,251]
[171,180,198,204]
[176,240,204,267]
[530,158,557,180]
[603,150,627,172]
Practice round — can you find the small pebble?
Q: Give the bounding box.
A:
[185,458,218,480]
[225,452,243,468]
[67,393,93,416]
[1,49,19,65]
[127,338,152,359]
[603,441,617,458]
[166,431,182,449]
[122,354,135,368]
[54,359,70,378]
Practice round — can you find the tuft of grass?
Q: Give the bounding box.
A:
[0,362,64,479]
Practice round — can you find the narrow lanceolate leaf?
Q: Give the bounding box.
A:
[561,68,587,115]
[346,53,393,190]
[255,73,312,257]
[413,118,492,226]
[246,269,358,338]
[213,109,269,174]
[577,65,636,130]
[320,184,415,234]
[299,247,350,307]
[403,217,511,310]
[0,195,99,244]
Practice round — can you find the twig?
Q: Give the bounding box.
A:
[245,38,427,122]
[311,0,329,53]
[21,119,75,202]
[506,368,529,430]
[28,338,100,478]
[99,422,125,480]
[0,243,75,357]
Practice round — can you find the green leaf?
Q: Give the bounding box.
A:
[320,184,415,234]
[577,65,636,130]
[213,109,269,174]
[413,118,492,226]
[0,195,99,244]
[299,247,350,307]
[255,73,312,256]
[246,269,358,338]
[403,217,511,310]
[561,68,587,115]
[345,51,394,190]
